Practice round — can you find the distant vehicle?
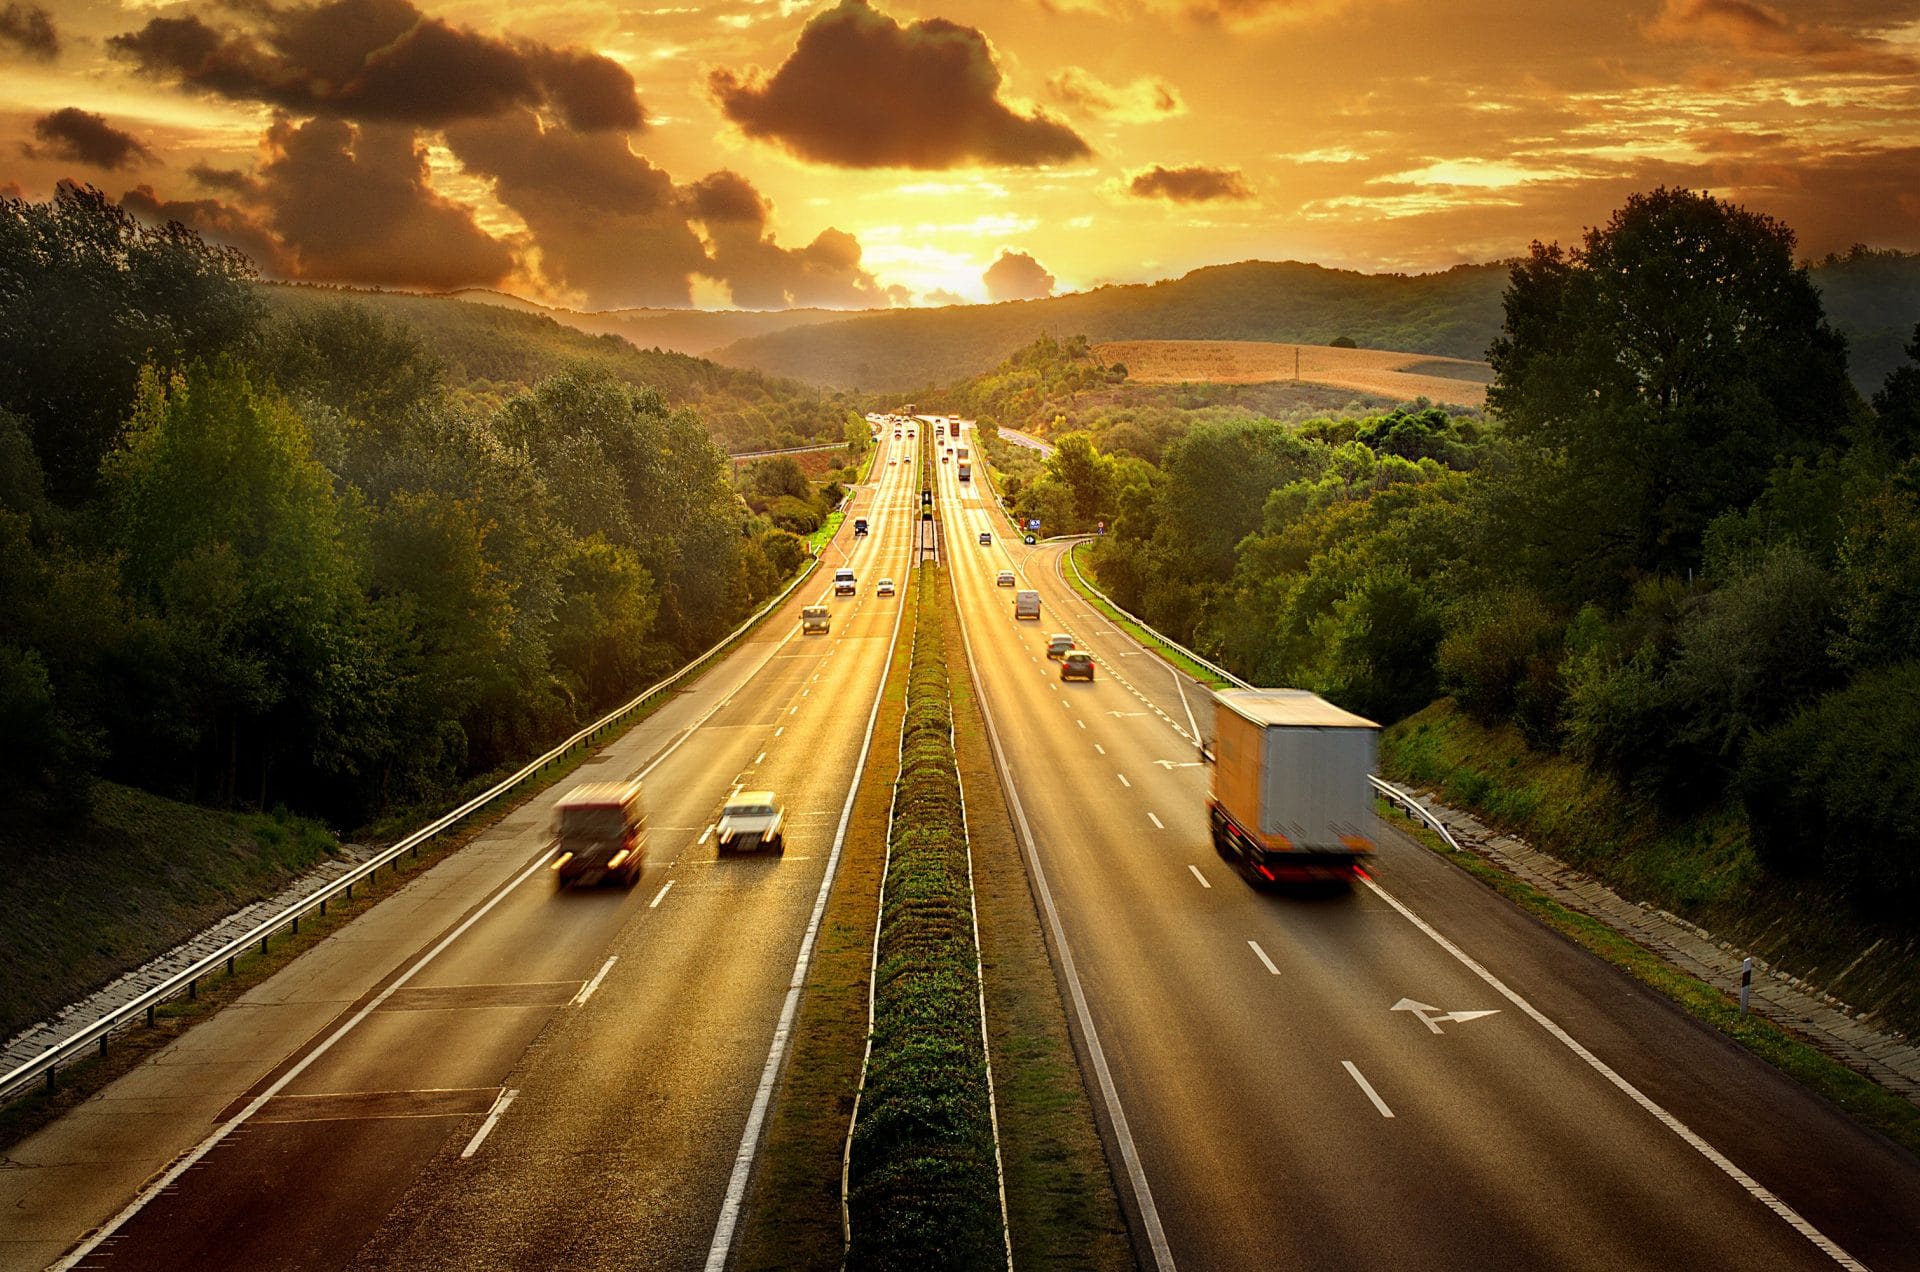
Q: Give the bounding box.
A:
[957,446,969,460]
[1061,650,1095,681]
[978,531,991,545]
[550,779,646,888]
[1207,689,1378,888]
[834,568,856,595]
[718,790,784,854]
[941,453,949,463]
[853,517,869,536]
[907,429,915,437]
[801,604,830,634]
[996,569,1015,587]
[876,577,895,596]
[1014,589,1041,620]
[957,462,971,481]
[936,423,945,437]
[894,429,901,438]
[1046,633,1074,659]
[1023,533,1037,545]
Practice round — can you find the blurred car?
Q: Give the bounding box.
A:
[876,577,895,596]
[978,531,992,545]
[995,570,1015,587]
[718,790,784,854]
[894,429,901,438]
[941,453,949,462]
[1061,650,1095,681]
[1046,632,1074,659]
[550,780,646,887]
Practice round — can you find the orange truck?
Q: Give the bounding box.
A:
[1207,689,1378,886]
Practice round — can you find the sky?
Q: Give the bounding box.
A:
[1,0,1916,311]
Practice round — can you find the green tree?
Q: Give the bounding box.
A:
[1487,188,1853,599]
[1869,323,1920,457]
[0,186,261,501]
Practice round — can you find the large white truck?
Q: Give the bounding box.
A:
[1207,689,1378,886]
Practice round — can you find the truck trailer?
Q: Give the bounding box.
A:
[1207,689,1378,886]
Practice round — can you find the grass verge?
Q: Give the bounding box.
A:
[1064,543,1235,690]
[733,582,916,1272]
[846,566,1002,1269]
[943,570,1135,1269]
[1381,797,1920,1158]
[808,508,847,555]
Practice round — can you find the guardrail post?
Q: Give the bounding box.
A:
[259,935,268,957]
[226,956,235,976]
[291,914,298,936]
[188,977,197,1001]
[146,1005,155,1028]
[46,1068,54,1092]
[98,1037,107,1060]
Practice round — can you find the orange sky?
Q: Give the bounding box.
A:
[3,0,1917,309]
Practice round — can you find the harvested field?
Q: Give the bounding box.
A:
[1095,339,1490,407]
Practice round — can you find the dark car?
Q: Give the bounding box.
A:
[1061,650,1095,681]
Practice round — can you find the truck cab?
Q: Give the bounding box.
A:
[550,780,647,888]
[834,568,856,595]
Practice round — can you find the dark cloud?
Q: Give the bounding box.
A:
[0,2,56,59]
[983,250,1054,302]
[1648,0,1917,73]
[260,116,514,289]
[682,170,888,309]
[445,111,705,307]
[109,0,642,131]
[25,109,154,170]
[1128,163,1254,203]
[120,185,292,273]
[709,0,1090,170]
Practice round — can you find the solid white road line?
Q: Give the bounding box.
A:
[698,824,714,845]
[1248,940,1280,975]
[1148,812,1164,829]
[1361,877,1865,1270]
[1116,773,1131,788]
[460,1088,519,1159]
[571,956,617,1007]
[1342,1062,1394,1119]
[650,880,675,909]
[1187,864,1211,889]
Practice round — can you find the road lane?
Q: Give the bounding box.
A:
[934,423,1920,1271]
[52,430,920,1272]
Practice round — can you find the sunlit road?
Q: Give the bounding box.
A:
[936,419,1920,1272]
[39,426,920,1272]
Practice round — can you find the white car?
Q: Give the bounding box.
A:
[876,578,895,596]
[718,790,784,854]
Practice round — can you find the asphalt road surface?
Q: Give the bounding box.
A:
[42,425,921,1272]
[932,419,1920,1272]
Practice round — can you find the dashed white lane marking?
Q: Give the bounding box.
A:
[1076,719,1086,730]
[1343,1061,1394,1119]
[775,726,784,737]
[1362,878,1866,1268]
[1187,864,1211,889]
[1248,940,1280,975]
[1148,812,1164,829]
[789,705,798,715]
[651,880,676,908]
[754,751,765,764]
[801,688,810,697]
[572,955,618,1006]
[1094,743,1106,755]
[1116,773,1131,788]
[460,1088,519,1158]
[698,824,715,845]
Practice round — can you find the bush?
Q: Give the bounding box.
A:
[1437,589,1563,732]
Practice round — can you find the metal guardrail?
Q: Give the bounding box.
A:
[1063,545,1253,689]
[1369,776,1465,850]
[1,554,825,1104]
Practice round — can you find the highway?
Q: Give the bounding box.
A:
[24,424,923,1272]
[930,417,1920,1272]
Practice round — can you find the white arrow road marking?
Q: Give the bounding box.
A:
[1393,997,1501,1034]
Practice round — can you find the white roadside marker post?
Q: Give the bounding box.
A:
[1740,957,1753,1015]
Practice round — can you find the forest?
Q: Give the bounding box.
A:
[0,185,835,831]
[971,190,1920,912]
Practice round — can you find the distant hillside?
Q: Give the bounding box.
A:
[712,261,1511,392]
[445,289,860,357]
[261,284,854,452]
[1098,340,1490,408]
[710,254,1919,396]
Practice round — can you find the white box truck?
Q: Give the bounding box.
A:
[1207,689,1378,886]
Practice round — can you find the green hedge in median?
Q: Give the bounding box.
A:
[847,567,1002,1271]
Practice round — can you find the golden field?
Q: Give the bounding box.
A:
[1093,340,1491,407]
